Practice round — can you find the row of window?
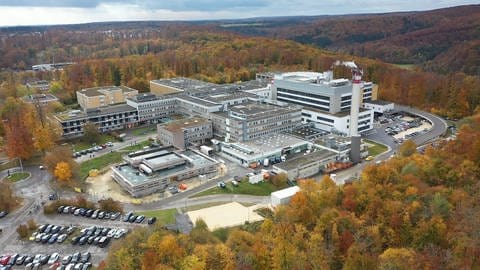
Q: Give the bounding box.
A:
[277,92,330,107]
[277,88,330,101]
[277,97,330,112]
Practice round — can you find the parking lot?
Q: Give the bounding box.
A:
[1,206,155,269]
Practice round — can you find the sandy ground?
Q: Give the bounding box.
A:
[85,171,165,203]
[85,165,224,203]
[186,201,265,230]
[393,121,432,140]
[402,116,415,122]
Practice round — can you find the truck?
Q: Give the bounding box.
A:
[200,145,213,155]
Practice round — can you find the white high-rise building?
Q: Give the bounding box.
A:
[272,71,376,135]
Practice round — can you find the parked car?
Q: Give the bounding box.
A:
[122,212,133,222]
[147,217,157,225]
[0,211,8,218]
[80,251,89,263]
[135,215,145,223]
[47,253,59,265]
[61,255,71,265]
[111,212,121,220]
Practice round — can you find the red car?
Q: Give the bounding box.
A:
[0,255,11,265]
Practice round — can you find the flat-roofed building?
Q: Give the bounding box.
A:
[272,148,337,181]
[26,80,50,92]
[54,104,138,137]
[219,134,309,167]
[272,71,375,135]
[126,93,177,124]
[222,101,302,142]
[76,86,138,111]
[157,117,213,149]
[363,100,394,114]
[22,93,58,106]
[112,147,218,197]
[150,77,215,95]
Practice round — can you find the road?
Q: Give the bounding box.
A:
[335,104,448,183]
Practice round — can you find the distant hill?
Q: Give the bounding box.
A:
[218,5,480,76]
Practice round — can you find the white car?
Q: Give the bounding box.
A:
[48,253,59,264]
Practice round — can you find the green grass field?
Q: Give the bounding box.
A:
[137,208,177,224]
[364,140,389,156]
[192,181,287,197]
[6,172,30,182]
[79,151,123,180]
[121,140,151,152]
[72,134,117,152]
[129,126,157,136]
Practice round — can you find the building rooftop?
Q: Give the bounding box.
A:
[229,101,300,119]
[200,91,256,103]
[55,103,136,121]
[159,117,210,133]
[274,148,336,171]
[288,125,330,140]
[22,93,58,103]
[77,85,138,97]
[116,149,217,186]
[127,93,177,103]
[271,186,300,199]
[150,77,215,92]
[176,95,221,107]
[224,134,307,157]
[364,100,393,106]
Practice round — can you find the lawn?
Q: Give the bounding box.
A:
[364,139,389,156]
[129,126,157,136]
[6,172,30,182]
[79,151,123,180]
[192,181,287,197]
[71,134,117,152]
[120,140,151,152]
[137,208,177,224]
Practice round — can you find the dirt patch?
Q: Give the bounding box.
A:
[84,171,165,203]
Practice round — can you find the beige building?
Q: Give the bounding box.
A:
[76,86,138,111]
[157,117,213,149]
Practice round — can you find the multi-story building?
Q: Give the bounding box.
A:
[76,86,138,111]
[272,71,376,135]
[157,117,213,149]
[54,104,138,137]
[126,93,177,124]
[211,101,302,142]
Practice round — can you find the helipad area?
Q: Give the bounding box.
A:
[186,202,264,230]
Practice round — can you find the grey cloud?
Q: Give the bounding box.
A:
[0,0,270,11]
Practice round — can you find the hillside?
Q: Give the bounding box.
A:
[99,113,480,270]
[219,5,480,76]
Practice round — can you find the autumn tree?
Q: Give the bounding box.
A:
[54,162,72,181]
[1,97,34,160]
[398,140,417,157]
[0,182,17,211]
[43,146,78,179]
[83,122,101,145]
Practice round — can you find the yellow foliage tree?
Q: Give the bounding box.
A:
[54,162,72,181]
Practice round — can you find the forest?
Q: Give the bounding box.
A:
[1,27,479,119]
[222,4,480,76]
[97,113,480,270]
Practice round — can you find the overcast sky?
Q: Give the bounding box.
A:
[0,0,478,26]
